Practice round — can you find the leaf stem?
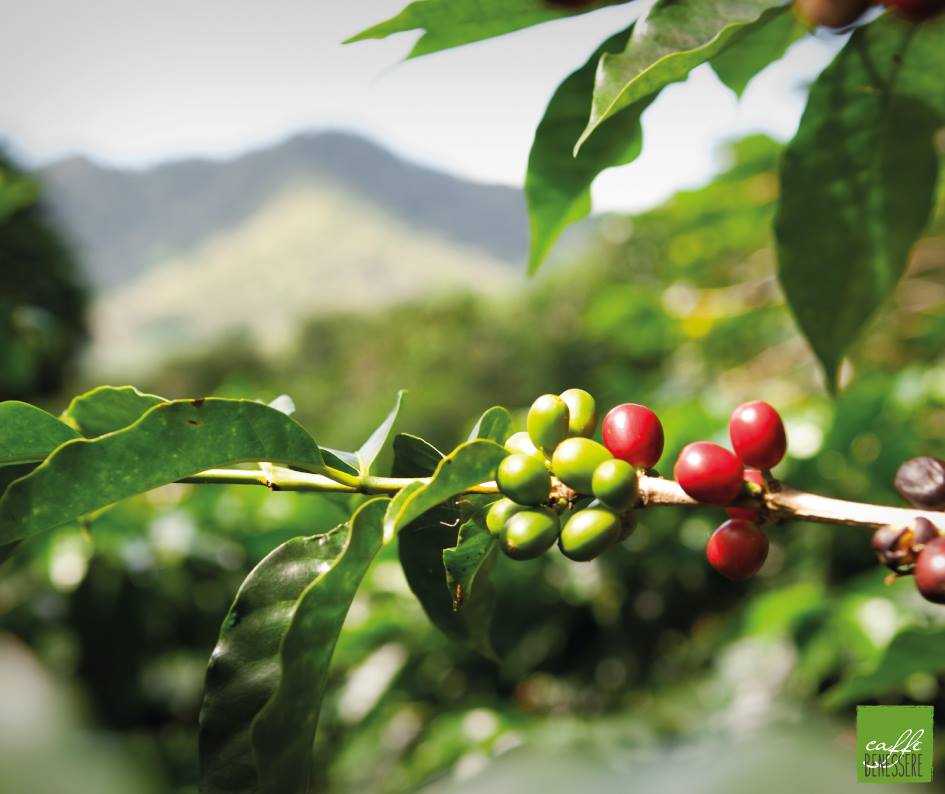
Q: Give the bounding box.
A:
[178,468,940,531]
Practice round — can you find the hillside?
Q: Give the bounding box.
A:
[39,131,528,289]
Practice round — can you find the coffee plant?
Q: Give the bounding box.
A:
[350,0,945,389]
[3,385,945,791]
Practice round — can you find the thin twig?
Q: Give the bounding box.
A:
[178,468,936,531]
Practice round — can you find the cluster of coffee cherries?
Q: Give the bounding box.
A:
[874,456,945,603]
[488,390,661,562]
[673,401,787,581]
[795,0,944,30]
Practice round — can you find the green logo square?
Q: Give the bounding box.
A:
[857,706,933,784]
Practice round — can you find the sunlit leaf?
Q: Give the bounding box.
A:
[0,399,326,546]
[467,405,512,444]
[345,0,629,59]
[775,15,945,387]
[60,385,165,437]
[526,25,651,273]
[710,6,803,97]
[576,0,785,151]
[0,401,79,465]
[251,498,388,792]
[383,438,505,541]
[356,390,405,477]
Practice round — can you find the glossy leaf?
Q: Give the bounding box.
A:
[775,15,945,386]
[383,438,506,541]
[199,525,349,794]
[466,405,513,444]
[0,401,79,465]
[710,6,803,97]
[391,433,443,478]
[824,626,945,708]
[345,0,628,59]
[252,497,387,792]
[60,385,165,437]
[0,399,326,546]
[442,518,499,659]
[576,0,785,151]
[526,25,652,272]
[356,390,405,476]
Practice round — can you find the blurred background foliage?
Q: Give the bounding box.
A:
[0,150,87,401]
[3,135,945,792]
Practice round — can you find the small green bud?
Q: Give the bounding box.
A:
[559,507,621,561]
[496,453,551,506]
[527,394,569,452]
[504,431,545,462]
[560,388,597,437]
[501,508,560,560]
[591,459,639,511]
[551,437,612,494]
[486,498,525,536]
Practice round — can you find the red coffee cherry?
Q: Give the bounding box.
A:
[729,401,787,470]
[914,536,945,603]
[726,468,766,522]
[674,442,744,505]
[602,403,664,469]
[706,519,769,581]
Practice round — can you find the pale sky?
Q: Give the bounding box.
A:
[2,1,842,212]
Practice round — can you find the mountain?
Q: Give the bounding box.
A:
[36,131,531,374]
[40,131,529,289]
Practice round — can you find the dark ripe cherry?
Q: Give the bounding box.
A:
[873,517,942,573]
[882,0,945,21]
[894,456,945,509]
[729,401,786,470]
[602,403,664,468]
[706,519,769,581]
[914,536,945,603]
[674,442,744,505]
[727,468,766,522]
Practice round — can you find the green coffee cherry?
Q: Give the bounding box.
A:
[504,431,545,463]
[496,453,551,506]
[591,459,639,510]
[559,507,621,561]
[501,508,560,560]
[616,510,636,542]
[551,437,612,493]
[486,498,525,536]
[560,388,597,437]
[527,394,569,452]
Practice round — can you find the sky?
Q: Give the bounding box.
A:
[2,1,843,212]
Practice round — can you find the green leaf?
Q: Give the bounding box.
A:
[199,525,349,794]
[251,497,388,793]
[356,390,405,477]
[0,399,326,546]
[710,6,804,97]
[442,518,499,659]
[775,16,945,386]
[391,433,443,478]
[345,0,628,59]
[60,385,165,437]
[576,0,786,152]
[0,401,79,465]
[526,25,654,272]
[824,626,945,708]
[383,438,506,541]
[466,405,513,444]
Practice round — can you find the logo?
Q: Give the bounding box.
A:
[857,705,933,784]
